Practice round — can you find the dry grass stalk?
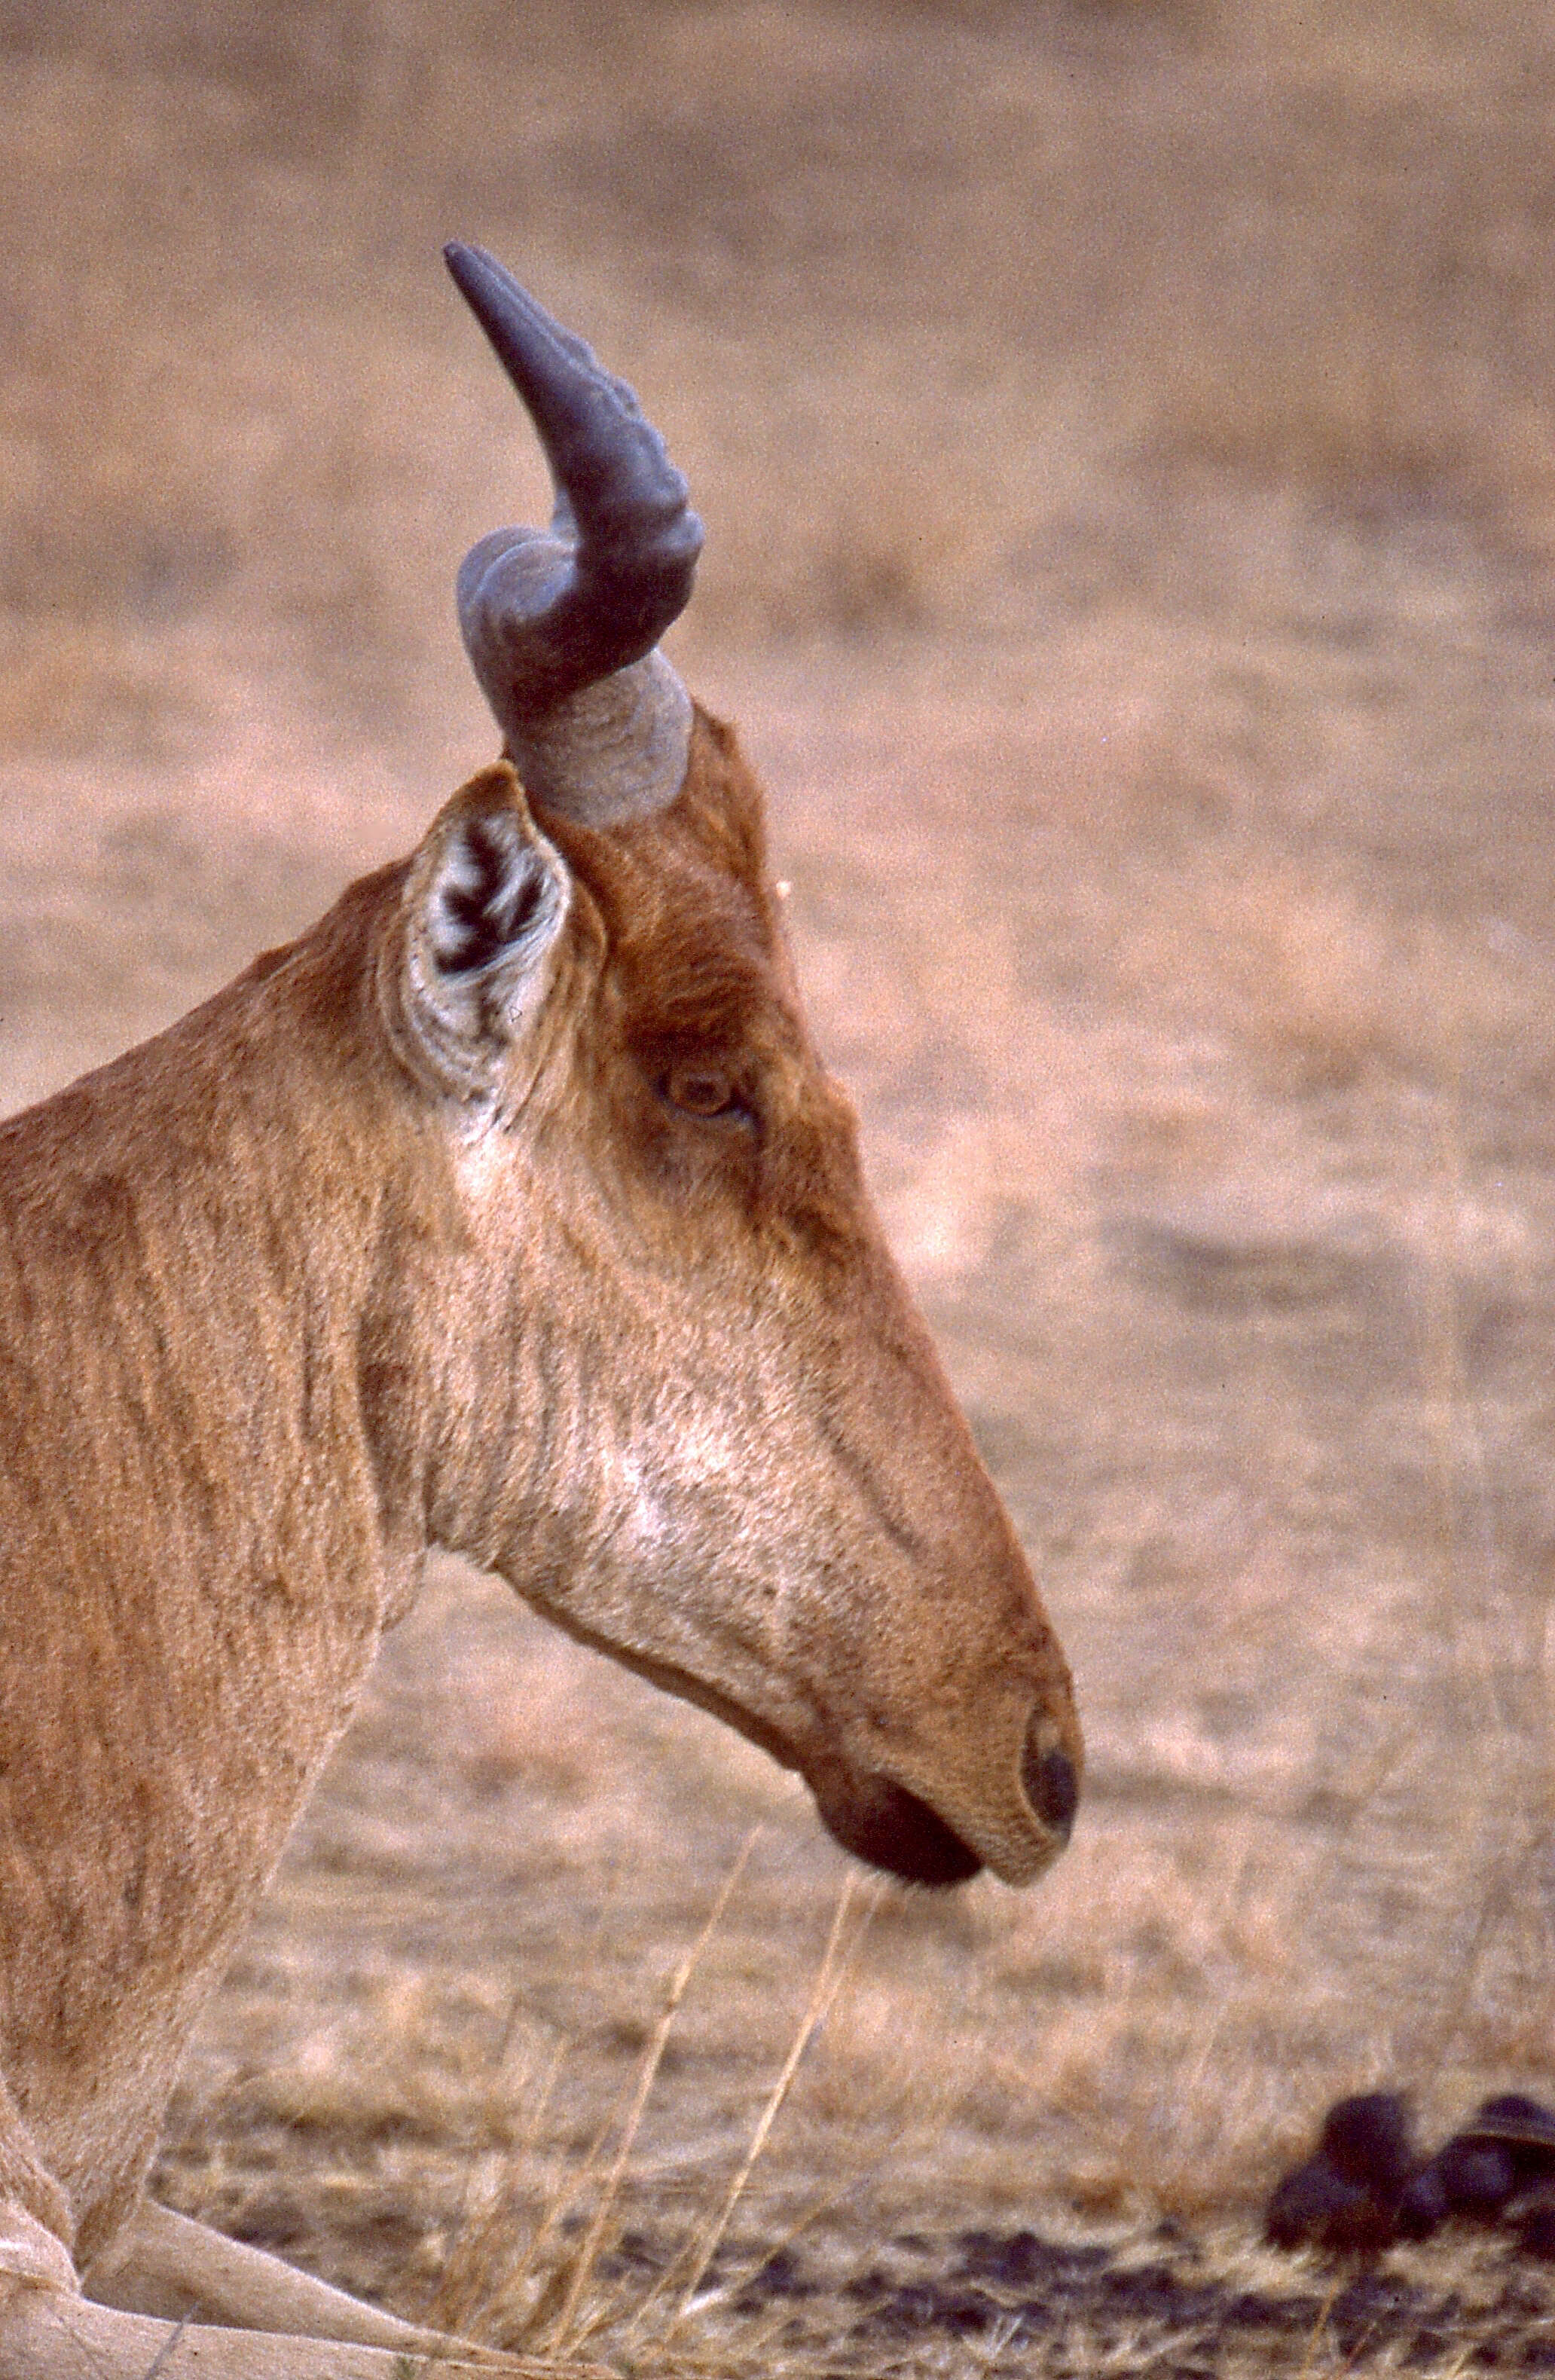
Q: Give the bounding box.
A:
[542,1829,762,2351]
[430,1839,759,2350]
[136,2313,191,2380]
[656,1870,878,2342]
[426,2022,570,2339]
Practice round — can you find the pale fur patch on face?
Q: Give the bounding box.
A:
[607,1448,674,1550]
[450,1108,519,1200]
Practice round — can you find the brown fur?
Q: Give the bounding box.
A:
[0,707,1078,2371]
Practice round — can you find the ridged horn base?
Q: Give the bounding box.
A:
[504,653,693,826]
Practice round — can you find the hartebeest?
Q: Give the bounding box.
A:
[0,248,1080,2377]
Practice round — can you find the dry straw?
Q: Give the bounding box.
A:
[543,1829,762,2351]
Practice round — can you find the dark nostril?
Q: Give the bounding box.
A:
[1022,1730,1079,1841]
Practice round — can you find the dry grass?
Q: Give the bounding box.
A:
[7,0,1555,745]
[6,0,1555,2370]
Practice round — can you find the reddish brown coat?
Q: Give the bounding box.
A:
[0,710,1078,2376]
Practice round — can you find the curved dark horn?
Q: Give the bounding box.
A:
[445,244,704,822]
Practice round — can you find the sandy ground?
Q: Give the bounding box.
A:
[7,3,1555,2370]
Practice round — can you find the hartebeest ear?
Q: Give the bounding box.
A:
[383,762,570,1102]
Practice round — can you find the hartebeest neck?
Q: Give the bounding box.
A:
[0,863,475,1633]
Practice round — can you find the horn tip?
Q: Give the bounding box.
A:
[444,240,502,302]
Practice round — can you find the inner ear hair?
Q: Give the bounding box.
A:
[383,773,572,1103]
[429,811,557,977]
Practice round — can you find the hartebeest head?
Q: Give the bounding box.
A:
[377,246,1080,1887]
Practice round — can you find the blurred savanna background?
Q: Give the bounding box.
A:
[5,0,1555,2369]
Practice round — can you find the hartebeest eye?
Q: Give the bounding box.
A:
[661,1060,750,1122]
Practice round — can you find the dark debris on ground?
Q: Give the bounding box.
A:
[640,2208,1555,2375]
[1267,2092,1555,2265]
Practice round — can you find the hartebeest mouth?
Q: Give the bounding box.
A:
[814,1728,1078,1888]
[819,1717,1079,1889]
[539,1612,1074,1888]
[814,1772,985,1887]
